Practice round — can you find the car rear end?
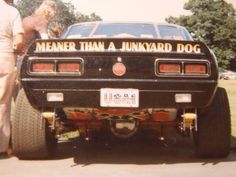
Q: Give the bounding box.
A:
[21,33,218,108]
[12,22,230,160]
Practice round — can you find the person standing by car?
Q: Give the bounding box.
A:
[22,0,57,52]
[13,0,57,96]
[0,0,24,157]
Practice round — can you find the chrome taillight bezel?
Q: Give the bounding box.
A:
[28,57,84,76]
[155,59,211,77]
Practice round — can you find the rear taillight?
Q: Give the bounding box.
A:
[184,64,207,74]
[32,63,55,72]
[156,59,210,77]
[159,63,181,73]
[58,63,80,73]
[29,57,83,75]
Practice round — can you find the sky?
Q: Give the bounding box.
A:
[64,0,191,22]
[14,0,236,22]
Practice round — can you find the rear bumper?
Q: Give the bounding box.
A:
[21,78,217,109]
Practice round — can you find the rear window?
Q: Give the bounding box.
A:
[64,22,192,41]
[65,23,95,38]
[157,25,192,41]
[92,23,157,38]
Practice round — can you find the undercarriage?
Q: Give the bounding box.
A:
[42,107,197,141]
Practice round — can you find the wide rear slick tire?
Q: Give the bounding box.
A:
[195,87,231,158]
[11,89,57,159]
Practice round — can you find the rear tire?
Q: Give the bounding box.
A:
[11,89,57,159]
[194,87,231,158]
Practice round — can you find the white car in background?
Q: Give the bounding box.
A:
[220,71,236,80]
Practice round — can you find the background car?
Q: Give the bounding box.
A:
[219,70,236,80]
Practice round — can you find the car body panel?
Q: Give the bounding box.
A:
[21,37,218,109]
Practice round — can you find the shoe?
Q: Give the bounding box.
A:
[0,152,9,159]
[0,149,12,159]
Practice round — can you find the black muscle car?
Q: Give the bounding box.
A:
[11,22,231,159]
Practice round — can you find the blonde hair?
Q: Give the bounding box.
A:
[34,0,57,20]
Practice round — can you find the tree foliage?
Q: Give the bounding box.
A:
[16,0,102,35]
[166,0,236,70]
[76,12,102,23]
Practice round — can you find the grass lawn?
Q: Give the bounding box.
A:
[219,80,236,147]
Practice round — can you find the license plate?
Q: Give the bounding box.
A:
[100,88,139,108]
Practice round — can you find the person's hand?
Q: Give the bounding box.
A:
[13,43,24,54]
[13,34,24,55]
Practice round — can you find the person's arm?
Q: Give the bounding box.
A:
[12,11,24,54]
[35,18,49,39]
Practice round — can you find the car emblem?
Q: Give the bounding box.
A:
[112,62,126,76]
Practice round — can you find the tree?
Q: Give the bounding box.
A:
[76,12,102,22]
[16,0,102,36]
[166,0,236,70]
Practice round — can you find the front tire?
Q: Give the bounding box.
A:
[11,89,57,159]
[194,87,231,158]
